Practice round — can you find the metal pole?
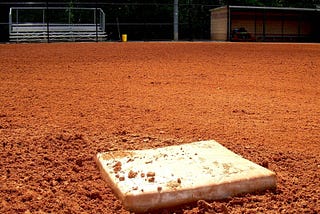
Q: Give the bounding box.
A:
[46,0,50,43]
[102,10,106,32]
[173,0,179,41]
[95,0,98,42]
[9,8,12,36]
[16,9,19,43]
[69,8,72,41]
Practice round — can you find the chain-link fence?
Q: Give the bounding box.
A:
[0,1,221,43]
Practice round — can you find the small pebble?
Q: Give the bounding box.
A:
[148,177,155,182]
[177,178,181,184]
[147,172,156,177]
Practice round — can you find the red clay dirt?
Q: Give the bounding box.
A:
[0,42,319,213]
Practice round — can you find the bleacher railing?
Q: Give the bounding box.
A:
[8,7,106,42]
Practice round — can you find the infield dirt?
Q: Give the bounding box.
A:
[0,42,319,213]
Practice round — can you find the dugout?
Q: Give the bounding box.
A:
[210,5,320,42]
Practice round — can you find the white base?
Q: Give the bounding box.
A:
[96,140,276,212]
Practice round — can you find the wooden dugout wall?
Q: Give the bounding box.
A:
[210,6,228,41]
[211,6,320,42]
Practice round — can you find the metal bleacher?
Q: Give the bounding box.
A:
[9,7,107,42]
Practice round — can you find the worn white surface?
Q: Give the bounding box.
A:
[96,140,276,212]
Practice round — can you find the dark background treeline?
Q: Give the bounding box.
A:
[1,0,319,42]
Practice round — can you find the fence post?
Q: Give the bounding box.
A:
[95,1,98,42]
[173,0,179,41]
[46,1,50,43]
[9,8,12,36]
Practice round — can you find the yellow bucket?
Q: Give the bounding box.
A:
[122,34,127,42]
